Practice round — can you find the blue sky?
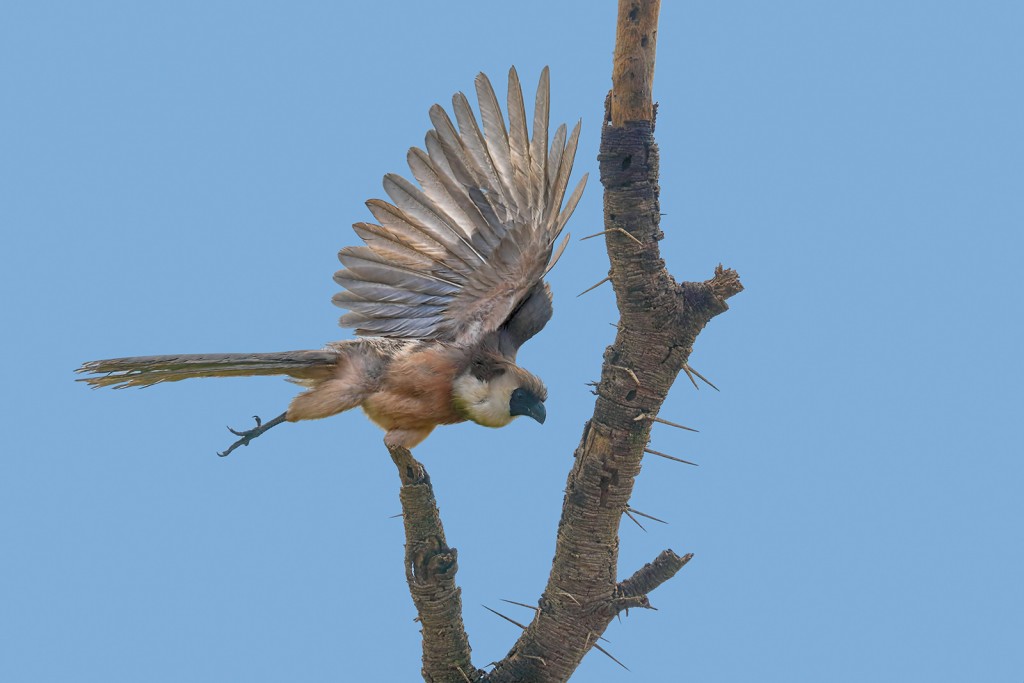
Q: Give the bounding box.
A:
[2,2,1022,681]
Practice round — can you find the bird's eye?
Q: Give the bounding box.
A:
[470,360,504,380]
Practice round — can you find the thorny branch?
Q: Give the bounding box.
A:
[392,1,742,680]
[388,445,481,683]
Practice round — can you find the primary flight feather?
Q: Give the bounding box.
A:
[77,67,586,455]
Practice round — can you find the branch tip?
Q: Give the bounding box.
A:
[385,442,475,679]
[618,549,694,603]
[709,264,744,300]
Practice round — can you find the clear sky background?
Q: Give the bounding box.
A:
[3,2,1022,681]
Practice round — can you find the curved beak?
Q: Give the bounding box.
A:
[510,388,547,424]
[526,400,546,424]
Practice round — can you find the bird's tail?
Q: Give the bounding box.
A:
[76,350,341,389]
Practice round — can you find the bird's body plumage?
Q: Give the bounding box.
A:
[78,67,584,452]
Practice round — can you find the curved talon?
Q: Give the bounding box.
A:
[218,437,253,457]
[217,412,288,458]
[228,417,262,438]
[217,436,251,457]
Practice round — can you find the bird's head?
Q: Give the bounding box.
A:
[452,353,547,428]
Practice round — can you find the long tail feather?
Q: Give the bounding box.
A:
[76,350,341,389]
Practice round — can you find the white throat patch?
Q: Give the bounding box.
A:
[452,370,521,428]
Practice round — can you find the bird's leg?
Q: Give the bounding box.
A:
[218,412,288,457]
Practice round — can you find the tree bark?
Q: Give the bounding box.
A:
[388,445,481,683]
[391,1,743,680]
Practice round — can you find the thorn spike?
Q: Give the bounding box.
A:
[576,276,611,297]
[592,641,630,671]
[624,509,647,532]
[500,598,540,612]
[482,604,529,630]
[580,227,643,246]
[686,363,720,391]
[610,365,640,386]
[627,507,669,524]
[635,413,699,432]
[644,447,699,466]
[682,364,700,390]
[552,588,581,605]
[651,415,698,432]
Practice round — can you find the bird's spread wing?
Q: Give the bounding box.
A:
[332,67,587,349]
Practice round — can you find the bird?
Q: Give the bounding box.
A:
[77,67,587,456]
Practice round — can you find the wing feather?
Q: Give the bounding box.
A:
[423,131,502,251]
[544,232,571,277]
[546,123,567,197]
[338,313,446,337]
[338,300,447,319]
[427,104,477,187]
[506,67,533,207]
[427,106,508,247]
[332,277,448,304]
[351,222,463,280]
[452,92,518,226]
[407,147,491,245]
[553,173,588,238]
[544,119,582,233]
[334,68,586,351]
[338,247,461,290]
[333,289,445,307]
[382,174,484,264]
[365,199,460,265]
[475,73,529,217]
[529,66,550,219]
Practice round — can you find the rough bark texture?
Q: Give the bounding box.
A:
[388,445,481,683]
[610,0,660,126]
[390,1,743,680]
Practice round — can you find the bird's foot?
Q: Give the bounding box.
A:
[218,412,288,457]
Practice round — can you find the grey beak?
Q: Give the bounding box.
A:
[510,387,546,424]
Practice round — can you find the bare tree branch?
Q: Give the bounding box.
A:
[616,550,694,608]
[485,0,741,678]
[610,0,661,126]
[388,445,481,682]
[393,1,742,680]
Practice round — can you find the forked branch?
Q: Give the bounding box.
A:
[393,1,742,680]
